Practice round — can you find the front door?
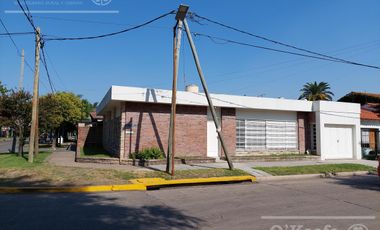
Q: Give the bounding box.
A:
[207,108,221,158]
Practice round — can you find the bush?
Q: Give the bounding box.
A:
[135,147,164,160]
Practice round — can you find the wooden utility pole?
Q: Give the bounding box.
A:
[28,27,41,163]
[182,18,234,170]
[166,5,188,175]
[18,49,25,90]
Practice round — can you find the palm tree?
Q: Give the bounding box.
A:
[298,81,334,101]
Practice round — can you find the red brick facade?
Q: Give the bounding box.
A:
[99,102,311,158]
[297,112,312,153]
[121,102,208,158]
[76,122,103,158]
[221,108,236,156]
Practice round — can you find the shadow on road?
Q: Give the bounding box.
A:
[330,175,380,192]
[0,191,204,230]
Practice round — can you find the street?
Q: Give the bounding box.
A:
[0,140,12,153]
[1,176,379,230]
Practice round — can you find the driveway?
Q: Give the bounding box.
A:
[1,175,379,230]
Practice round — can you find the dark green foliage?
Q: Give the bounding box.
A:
[298,81,334,101]
[135,147,164,160]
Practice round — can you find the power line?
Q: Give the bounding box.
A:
[33,15,172,30]
[0,18,34,72]
[43,48,68,91]
[16,0,37,32]
[190,13,380,70]
[0,31,34,36]
[40,45,56,93]
[192,32,380,70]
[44,10,175,41]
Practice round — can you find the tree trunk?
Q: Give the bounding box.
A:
[11,130,17,153]
[52,129,57,151]
[18,127,23,157]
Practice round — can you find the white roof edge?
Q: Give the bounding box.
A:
[96,85,359,115]
[96,86,112,115]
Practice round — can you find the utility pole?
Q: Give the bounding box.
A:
[18,49,25,90]
[167,5,187,175]
[28,27,41,163]
[182,18,234,170]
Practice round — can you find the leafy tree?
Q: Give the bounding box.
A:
[39,92,94,144]
[0,90,32,156]
[0,81,7,95]
[298,81,334,101]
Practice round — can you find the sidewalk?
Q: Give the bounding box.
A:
[47,149,149,172]
[48,149,377,177]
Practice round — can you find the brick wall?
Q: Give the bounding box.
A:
[103,114,121,157]
[221,108,236,156]
[76,122,103,158]
[297,112,312,153]
[121,102,208,158]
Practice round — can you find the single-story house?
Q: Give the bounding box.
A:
[95,85,362,161]
[339,92,380,154]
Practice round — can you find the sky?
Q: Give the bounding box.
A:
[0,0,379,103]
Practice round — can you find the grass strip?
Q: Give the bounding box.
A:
[254,164,376,176]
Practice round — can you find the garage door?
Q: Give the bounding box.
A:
[324,125,353,159]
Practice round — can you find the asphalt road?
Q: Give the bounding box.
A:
[0,139,12,153]
[1,176,379,230]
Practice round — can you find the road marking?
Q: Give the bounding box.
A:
[261,216,376,220]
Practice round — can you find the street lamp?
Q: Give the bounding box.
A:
[175,4,189,21]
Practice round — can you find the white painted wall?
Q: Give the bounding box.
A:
[207,108,221,158]
[314,101,361,160]
[236,109,297,121]
[97,85,313,115]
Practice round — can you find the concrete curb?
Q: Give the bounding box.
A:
[256,171,373,182]
[0,184,147,193]
[0,176,256,193]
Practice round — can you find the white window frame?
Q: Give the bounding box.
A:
[236,119,298,152]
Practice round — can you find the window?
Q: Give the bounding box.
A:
[361,130,370,148]
[310,124,317,151]
[236,119,298,151]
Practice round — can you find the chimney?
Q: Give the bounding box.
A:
[185,84,199,93]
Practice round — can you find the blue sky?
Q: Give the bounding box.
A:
[0,0,379,103]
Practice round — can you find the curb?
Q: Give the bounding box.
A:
[130,176,256,189]
[0,176,256,193]
[0,184,147,194]
[256,171,373,182]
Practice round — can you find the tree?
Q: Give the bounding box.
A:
[0,81,7,95]
[298,81,334,101]
[0,90,32,156]
[39,92,94,145]
[39,93,64,149]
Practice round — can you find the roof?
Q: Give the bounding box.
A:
[361,103,380,121]
[338,91,380,104]
[96,85,360,115]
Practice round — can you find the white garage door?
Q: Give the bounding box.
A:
[324,125,353,159]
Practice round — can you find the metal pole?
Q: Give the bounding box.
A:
[19,49,25,90]
[183,19,234,170]
[167,21,183,175]
[28,27,41,163]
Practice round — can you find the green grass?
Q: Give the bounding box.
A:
[254,164,376,176]
[80,146,115,158]
[0,151,51,168]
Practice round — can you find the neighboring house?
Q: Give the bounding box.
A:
[339,92,380,154]
[96,85,362,161]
